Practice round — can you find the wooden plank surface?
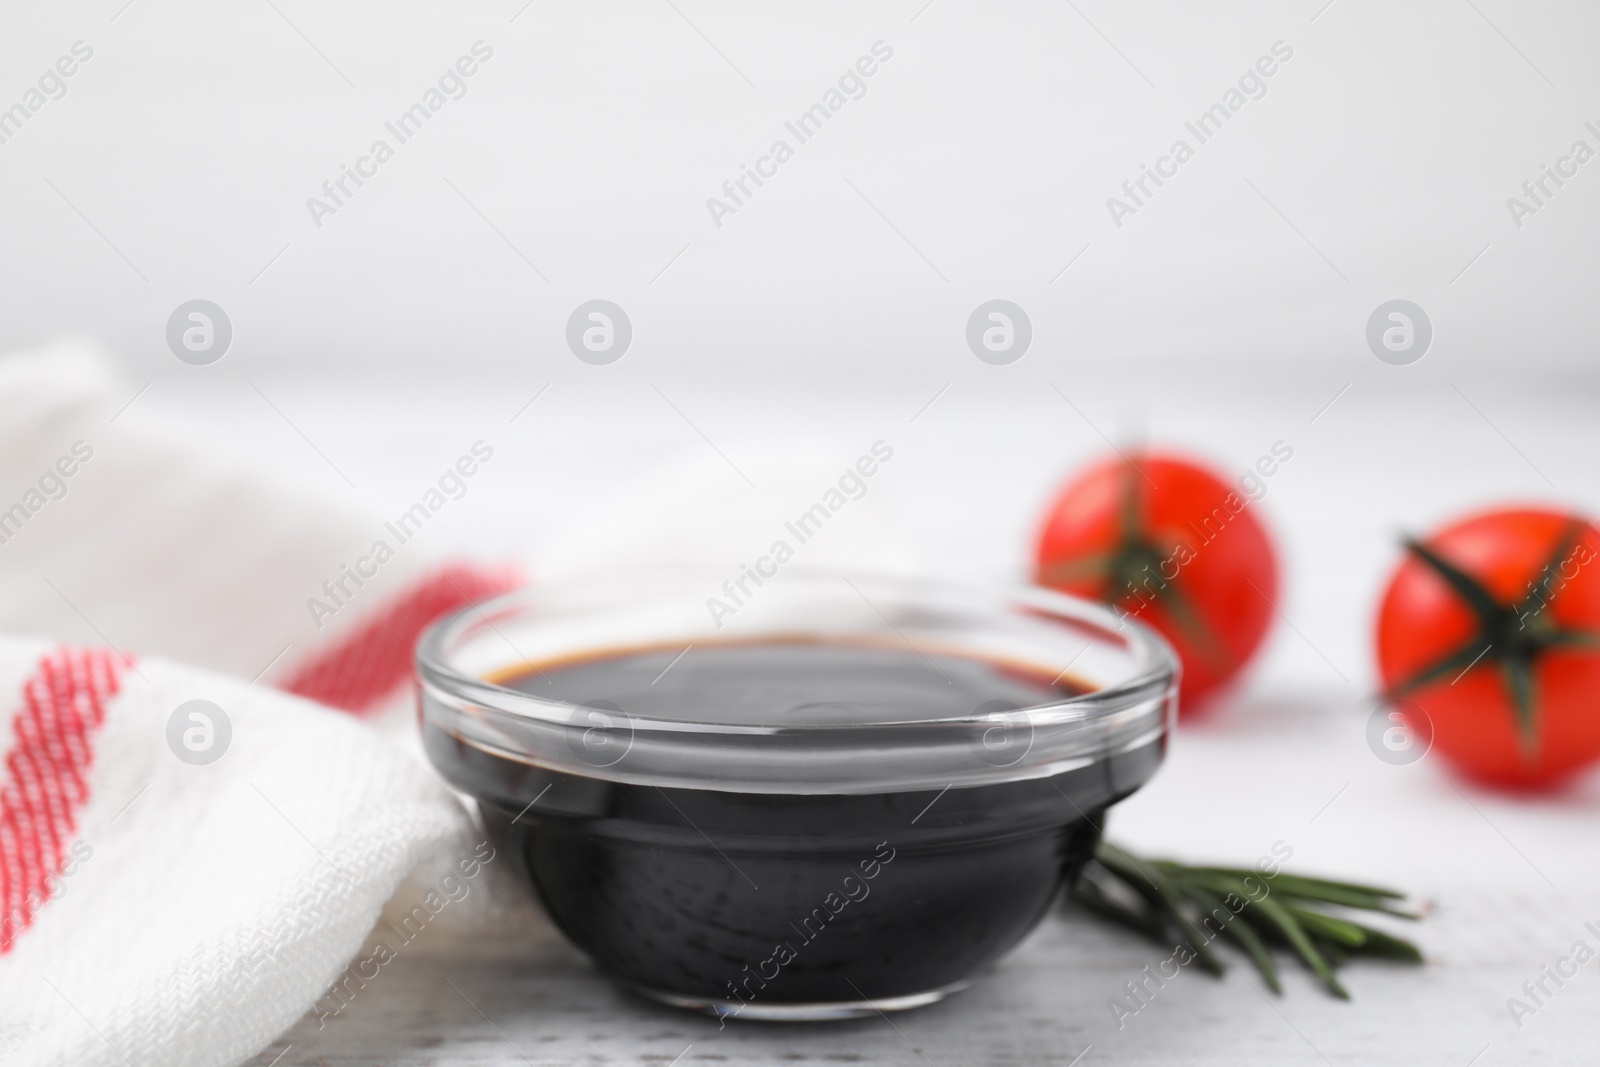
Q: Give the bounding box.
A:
[229,387,1600,1066]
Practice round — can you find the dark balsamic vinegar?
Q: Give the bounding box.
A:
[423,641,1161,1006]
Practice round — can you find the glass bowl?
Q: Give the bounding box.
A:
[416,568,1176,1021]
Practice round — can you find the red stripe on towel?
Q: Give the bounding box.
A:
[0,647,129,954]
[278,564,521,715]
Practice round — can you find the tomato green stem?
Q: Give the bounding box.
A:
[1386,518,1600,760]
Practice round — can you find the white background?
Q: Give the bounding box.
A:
[2,0,1598,386]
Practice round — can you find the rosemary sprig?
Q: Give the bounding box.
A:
[1070,840,1423,998]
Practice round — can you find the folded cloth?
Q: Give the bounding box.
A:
[0,342,523,1066]
[0,642,472,1067]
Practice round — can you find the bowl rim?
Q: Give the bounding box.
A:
[415,566,1177,732]
[414,566,1178,793]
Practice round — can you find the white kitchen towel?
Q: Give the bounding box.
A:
[0,641,477,1067]
[0,342,525,1066]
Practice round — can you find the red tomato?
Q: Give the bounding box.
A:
[1375,508,1600,789]
[1033,452,1280,712]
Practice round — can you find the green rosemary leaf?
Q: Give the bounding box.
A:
[1177,870,1270,905]
[1345,923,1425,964]
[1242,891,1350,999]
[1173,870,1347,996]
[1313,936,1349,969]
[1177,867,1407,903]
[1273,883,1414,915]
[1287,906,1368,948]
[1282,894,1421,923]
[1071,872,1168,944]
[1183,882,1281,993]
[1092,845,1226,976]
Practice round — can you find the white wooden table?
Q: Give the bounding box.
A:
[166,381,1599,1065]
